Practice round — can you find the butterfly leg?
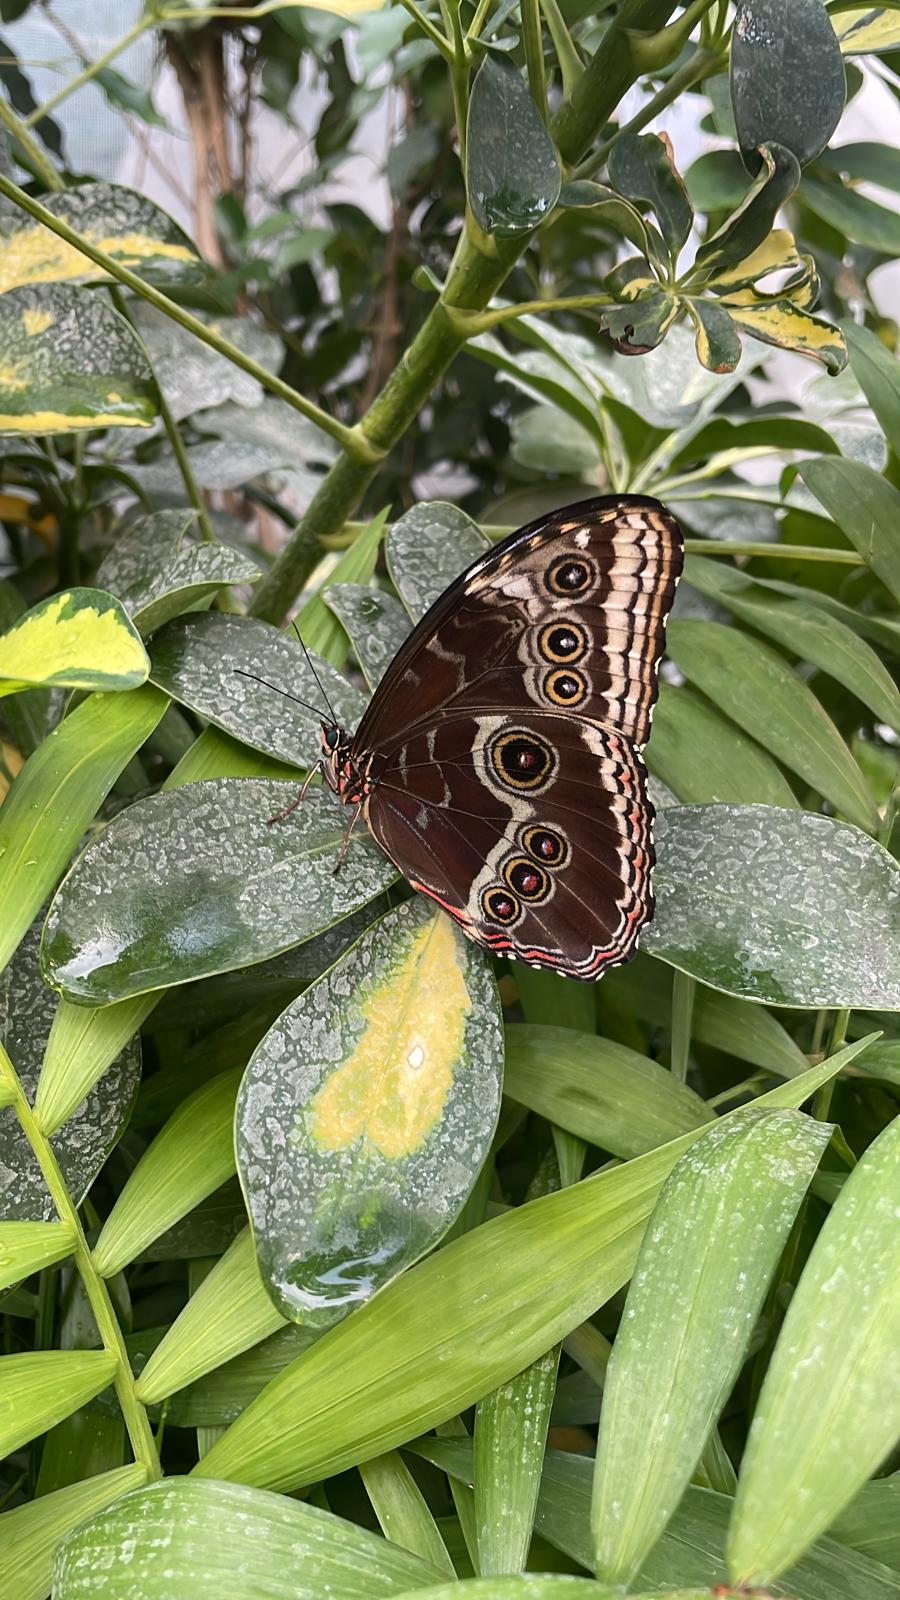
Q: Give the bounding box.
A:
[267,761,321,826]
[333,804,365,874]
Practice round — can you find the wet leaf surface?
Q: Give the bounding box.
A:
[42,781,399,1004]
[386,502,489,620]
[466,56,560,236]
[236,898,503,1325]
[0,922,138,1221]
[0,285,158,433]
[0,181,200,291]
[731,0,846,170]
[323,584,412,691]
[129,301,282,422]
[96,510,260,635]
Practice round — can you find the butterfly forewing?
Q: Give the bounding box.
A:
[351,494,682,981]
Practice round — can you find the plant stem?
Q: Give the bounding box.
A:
[24,17,152,128]
[573,45,721,179]
[0,96,63,191]
[812,1010,850,1122]
[397,0,453,57]
[446,290,612,333]
[0,1041,162,1481]
[683,540,863,563]
[0,173,366,458]
[538,0,583,98]
[521,0,549,122]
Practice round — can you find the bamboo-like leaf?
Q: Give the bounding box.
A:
[96,509,260,636]
[503,1025,709,1157]
[192,1050,866,1492]
[666,622,877,831]
[0,1219,75,1290]
[52,1477,443,1600]
[800,457,900,603]
[42,781,397,1003]
[92,1068,243,1278]
[591,1107,832,1586]
[0,181,199,290]
[466,56,560,236]
[0,1464,147,1600]
[0,1351,117,1458]
[646,806,900,1008]
[474,1345,559,1575]
[360,1451,457,1577]
[647,683,798,808]
[842,319,900,459]
[0,683,167,973]
[236,899,503,1325]
[0,285,158,433]
[828,1475,900,1572]
[0,589,148,697]
[295,509,388,666]
[35,993,159,1137]
[727,1115,900,1587]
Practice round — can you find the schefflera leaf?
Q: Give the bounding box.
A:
[0,588,148,696]
[235,898,504,1326]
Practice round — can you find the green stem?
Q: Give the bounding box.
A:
[398,0,453,57]
[539,0,583,98]
[669,970,695,1084]
[0,96,63,191]
[812,1010,850,1122]
[573,45,721,181]
[0,1042,161,1481]
[465,0,493,47]
[683,540,863,564]
[521,0,548,122]
[0,173,366,459]
[24,17,152,128]
[447,290,612,334]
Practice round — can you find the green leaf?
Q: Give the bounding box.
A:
[724,297,848,373]
[683,556,900,732]
[0,285,159,433]
[693,144,801,277]
[731,0,846,169]
[802,173,900,252]
[387,502,489,620]
[466,55,560,237]
[591,1106,832,1586]
[360,1452,457,1577]
[323,584,414,692]
[503,1025,709,1157]
[149,612,366,769]
[0,1219,75,1291]
[800,457,900,603]
[95,67,167,127]
[0,1465,147,1600]
[645,805,900,1008]
[0,588,148,697]
[42,781,398,1004]
[35,993,158,1138]
[647,682,799,808]
[52,1477,444,1600]
[557,180,653,258]
[236,899,502,1326]
[607,133,693,264]
[819,140,900,190]
[295,508,388,667]
[192,1052,860,1492]
[843,319,900,459]
[0,1350,117,1458]
[727,1115,900,1587]
[129,300,281,423]
[92,1068,242,1278]
[0,683,167,974]
[666,620,877,831]
[601,292,680,357]
[684,149,749,213]
[96,509,260,636]
[687,298,743,373]
[0,181,199,290]
[828,1476,900,1572]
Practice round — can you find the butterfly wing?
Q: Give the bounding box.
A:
[365,711,654,979]
[353,493,682,755]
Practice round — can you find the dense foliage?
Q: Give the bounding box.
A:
[0,2,899,1597]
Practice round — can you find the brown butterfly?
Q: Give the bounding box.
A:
[280,494,682,981]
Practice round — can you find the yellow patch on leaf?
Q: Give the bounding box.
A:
[0,589,149,693]
[21,308,54,337]
[713,229,800,289]
[0,411,149,432]
[309,913,471,1159]
[0,227,195,294]
[0,363,28,391]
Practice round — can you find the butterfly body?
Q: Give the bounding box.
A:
[318,494,682,980]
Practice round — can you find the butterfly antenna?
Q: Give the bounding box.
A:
[290,617,339,727]
[233,668,326,722]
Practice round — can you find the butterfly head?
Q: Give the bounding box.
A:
[320,722,365,804]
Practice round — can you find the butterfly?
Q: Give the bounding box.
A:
[275,494,682,982]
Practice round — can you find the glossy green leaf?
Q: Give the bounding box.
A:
[92,1067,242,1278]
[35,992,159,1138]
[0,922,139,1221]
[0,588,148,697]
[0,683,167,974]
[800,457,900,603]
[193,1052,858,1492]
[503,1025,709,1157]
[646,805,900,1007]
[557,180,653,257]
[728,1115,900,1587]
[387,502,489,621]
[466,56,560,237]
[52,1477,443,1600]
[360,1451,456,1577]
[666,621,877,831]
[694,144,801,277]
[0,1219,75,1290]
[842,320,900,459]
[601,292,680,357]
[474,1341,559,1576]
[236,899,503,1326]
[42,781,398,1003]
[802,174,900,252]
[684,556,900,732]
[731,0,845,169]
[324,583,412,691]
[0,285,158,433]
[647,682,798,808]
[149,612,366,769]
[0,181,200,289]
[0,1464,147,1600]
[608,133,692,263]
[592,1107,831,1586]
[0,1350,117,1458]
[96,509,260,635]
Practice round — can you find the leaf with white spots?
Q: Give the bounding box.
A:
[591,1106,832,1587]
[96,509,260,636]
[387,502,490,621]
[324,584,413,691]
[236,898,503,1326]
[728,1114,900,1588]
[0,285,158,434]
[0,182,201,291]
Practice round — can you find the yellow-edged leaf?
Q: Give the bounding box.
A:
[0,589,149,697]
